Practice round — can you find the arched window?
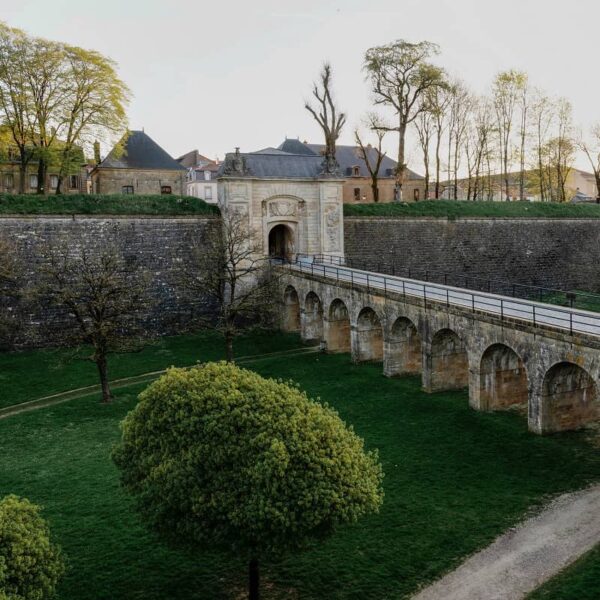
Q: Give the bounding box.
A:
[352,165,360,177]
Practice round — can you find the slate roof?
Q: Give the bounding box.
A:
[177,149,213,168]
[98,130,185,170]
[278,139,423,180]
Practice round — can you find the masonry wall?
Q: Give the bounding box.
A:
[3,215,219,347]
[344,217,600,294]
[92,168,185,195]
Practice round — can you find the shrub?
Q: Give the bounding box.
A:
[0,495,65,600]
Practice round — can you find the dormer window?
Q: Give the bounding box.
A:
[352,166,360,177]
[204,170,211,181]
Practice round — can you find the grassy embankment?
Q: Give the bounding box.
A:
[0,330,599,599]
[344,199,600,218]
[0,193,219,215]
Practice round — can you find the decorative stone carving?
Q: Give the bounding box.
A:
[269,200,297,217]
[222,147,249,176]
[324,204,341,251]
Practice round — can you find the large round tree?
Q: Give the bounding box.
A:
[0,495,65,600]
[113,361,383,599]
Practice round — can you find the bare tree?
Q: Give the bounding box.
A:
[430,85,452,199]
[305,63,346,174]
[446,79,472,199]
[355,113,387,202]
[42,239,152,403]
[579,123,600,201]
[176,208,279,362]
[517,74,529,200]
[530,90,555,202]
[492,70,527,200]
[364,39,446,201]
[414,102,435,200]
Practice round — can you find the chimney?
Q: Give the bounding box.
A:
[93,141,101,164]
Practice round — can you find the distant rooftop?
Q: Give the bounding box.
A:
[98,130,185,171]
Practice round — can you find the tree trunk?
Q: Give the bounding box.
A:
[96,353,112,403]
[37,157,47,195]
[396,121,407,201]
[249,557,260,600]
[371,177,379,202]
[225,330,234,362]
[55,174,64,195]
[434,129,442,199]
[18,163,26,194]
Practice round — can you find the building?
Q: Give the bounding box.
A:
[278,138,425,203]
[91,130,185,195]
[442,168,599,202]
[218,147,344,260]
[0,141,86,195]
[177,150,219,203]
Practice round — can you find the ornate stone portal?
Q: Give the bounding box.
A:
[218,149,345,260]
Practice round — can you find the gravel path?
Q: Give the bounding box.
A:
[411,484,600,600]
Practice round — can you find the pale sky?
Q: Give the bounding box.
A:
[2,0,598,171]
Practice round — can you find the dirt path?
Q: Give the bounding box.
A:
[411,484,600,600]
[0,346,319,420]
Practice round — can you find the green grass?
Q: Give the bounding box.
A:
[344,199,600,219]
[541,290,600,313]
[0,193,220,215]
[528,545,600,599]
[0,335,599,599]
[0,330,302,409]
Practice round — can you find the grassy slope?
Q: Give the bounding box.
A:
[0,194,219,215]
[0,339,599,599]
[527,545,600,600]
[0,330,302,409]
[344,199,600,218]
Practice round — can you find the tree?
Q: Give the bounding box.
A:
[175,207,278,362]
[414,102,435,200]
[579,123,600,201]
[304,63,346,174]
[530,89,555,202]
[364,39,445,200]
[446,79,472,199]
[0,236,24,349]
[429,85,452,199]
[113,361,384,600]
[41,238,152,402]
[517,74,529,200]
[54,45,129,194]
[0,23,35,193]
[0,494,65,600]
[492,70,527,200]
[355,113,387,202]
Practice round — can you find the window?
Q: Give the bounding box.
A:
[122,185,134,194]
[204,170,211,181]
[352,166,360,177]
[204,186,213,200]
[69,175,79,189]
[29,174,38,190]
[353,187,360,201]
[50,175,59,189]
[413,188,420,201]
[161,185,172,195]
[3,173,14,189]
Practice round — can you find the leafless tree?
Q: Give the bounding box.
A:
[355,113,387,202]
[176,207,279,362]
[517,75,529,200]
[305,63,346,174]
[414,103,435,200]
[529,90,555,202]
[41,238,152,403]
[579,123,600,201]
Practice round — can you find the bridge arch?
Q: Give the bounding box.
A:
[302,291,324,343]
[541,362,599,432]
[325,298,351,353]
[479,343,528,410]
[384,316,422,377]
[353,307,384,363]
[425,328,469,393]
[282,285,301,332]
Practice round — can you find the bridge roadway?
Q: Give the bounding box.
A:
[289,256,600,338]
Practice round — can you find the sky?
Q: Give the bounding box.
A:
[1,0,598,171]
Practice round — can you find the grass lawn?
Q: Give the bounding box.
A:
[344,199,600,219]
[0,330,303,409]
[1,334,599,599]
[0,193,219,216]
[527,545,600,599]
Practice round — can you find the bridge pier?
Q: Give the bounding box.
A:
[384,317,422,377]
[301,291,324,344]
[352,308,384,363]
[324,299,351,353]
[282,285,301,332]
[423,329,469,393]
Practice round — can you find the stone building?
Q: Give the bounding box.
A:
[218,147,344,260]
[278,138,425,203]
[91,130,185,195]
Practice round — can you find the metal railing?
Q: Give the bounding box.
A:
[281,255,600,338]
[293,253,600,312]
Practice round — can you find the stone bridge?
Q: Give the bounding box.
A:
[277,262,600,435]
